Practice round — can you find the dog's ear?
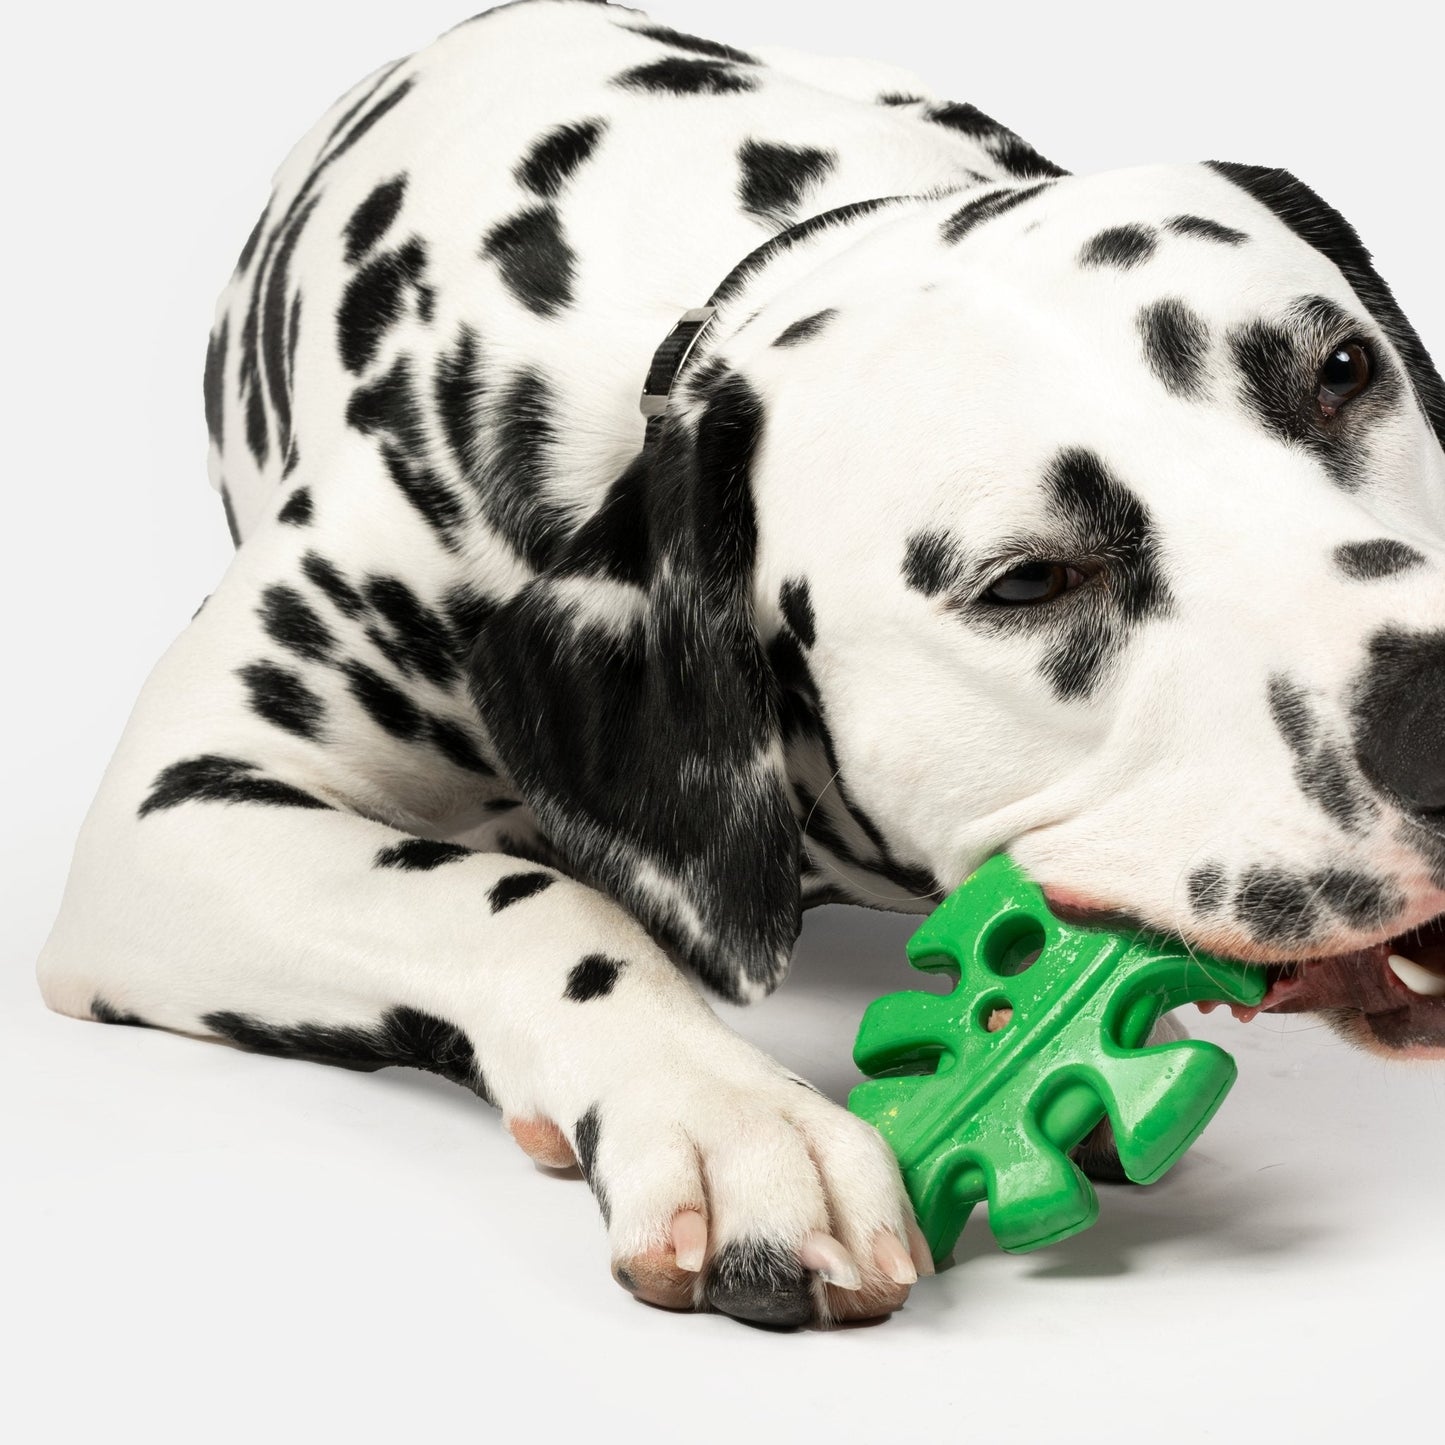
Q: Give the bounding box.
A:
[469,366,800,1003]
[1206,161,1445,451]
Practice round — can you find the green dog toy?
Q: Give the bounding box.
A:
[848,854,1264,1266]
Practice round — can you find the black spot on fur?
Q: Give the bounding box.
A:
[771,309,837,348]
[277,486,313,526]
[564,953,624,1002]
[343,659,422,740]
[1207,161,1445,451]
[926,101,1068,181]
[779,577,816,648]
[572,1104,610,1225]
[1138,298,1210,397]
[92,996,152,1027]
[221,484,241,547]
[343,175,407,263]
[902,530,967,598]
[737,139,836,227]
[258,584,335,662]
[443,584,497,648]
[238,660,326,739]
[374,838,474,871]
[515,119,606,199]
[1334,539,1427,581]
[347,356,467,549]
[1187,863,1228,914]
[303,551,367,618]
[1312,868,1400,929]
[481,205,577,317]
[434,324,487,485]
[613,56,755,96]
[362,575,459,686]
[704,1239,815,1329]
[488,370,571,570]
[1166,214,1248,246]
[336,238,427,373]
[940,182,1051,244]
[488,870,555,912]
[203,317,228,450]
[138,754,330,819]
[427,715,495,775]
[622,21,757,63]
[1079,225,1158,270]
[203,1003,489,1100]
[1269,671,1375,833]
[878,91,926,106]
[1234,866,1321,944]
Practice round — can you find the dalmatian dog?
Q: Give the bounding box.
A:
[38,0,1445,1330]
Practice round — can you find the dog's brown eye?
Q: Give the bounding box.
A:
[983,561,1083,605]
[1317,342,1371,416]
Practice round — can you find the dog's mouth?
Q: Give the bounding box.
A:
[1197,911,1445,1053]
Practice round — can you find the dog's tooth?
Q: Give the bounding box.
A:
[799,1231,862,1290]
[1387,953,1445,998]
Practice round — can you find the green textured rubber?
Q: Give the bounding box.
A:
[848,854,1265,1264]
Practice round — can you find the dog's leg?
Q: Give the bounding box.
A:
[38,552,923,1328]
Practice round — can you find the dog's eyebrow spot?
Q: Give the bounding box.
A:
[779,577,817,647]
[771,308,837,348]
[374,838,475,871]
[1138,298,1210,397]
[1164,214,1248,246]
[1044,448,1170,622]
[514,118,607,200]
[489,870,556,912]
[1187,862,1228,914]
[564,954,626,1002]
[1079,224,1158,270]
[902,529,968,598]
[1334,539,1427,581]
[737,139,836,228]
[940,182,1052,244]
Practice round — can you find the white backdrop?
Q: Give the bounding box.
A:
[4,3,1442,1442]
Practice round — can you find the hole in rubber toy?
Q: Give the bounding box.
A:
[980,997,1014,1033]
[981,913,1045,976]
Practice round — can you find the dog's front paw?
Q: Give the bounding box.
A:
[505,1057,932,1330]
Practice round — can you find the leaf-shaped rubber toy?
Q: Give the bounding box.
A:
[848,854,1264,1265]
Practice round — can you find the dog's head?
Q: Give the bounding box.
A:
[472,161,1445,1055]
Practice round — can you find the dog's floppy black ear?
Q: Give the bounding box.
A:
[1206,161,1445,451]
[469,366,800,1003]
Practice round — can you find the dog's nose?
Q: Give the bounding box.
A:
[1354,629,1445,816]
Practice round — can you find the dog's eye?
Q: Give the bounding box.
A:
[1316,342,1372,417]
[982,561,1085,605]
